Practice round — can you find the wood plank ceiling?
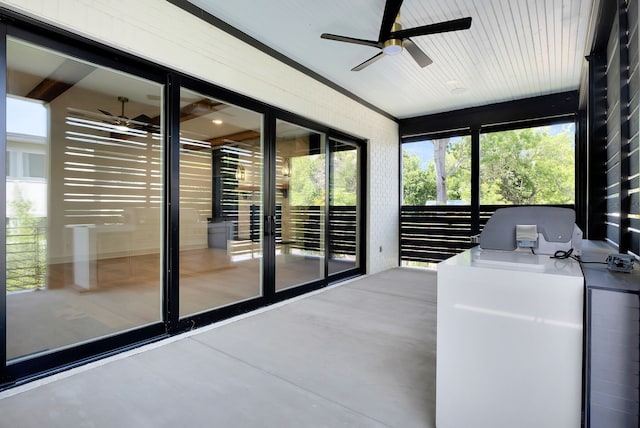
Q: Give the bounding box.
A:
[185,0,593,119]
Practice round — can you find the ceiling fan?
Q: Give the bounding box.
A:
[98,96,153,130]
[321,0,472,71]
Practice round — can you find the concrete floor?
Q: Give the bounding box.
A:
[0,267,437,428]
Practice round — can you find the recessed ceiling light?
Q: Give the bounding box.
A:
[445,80,467,94]
[212,119,223,125]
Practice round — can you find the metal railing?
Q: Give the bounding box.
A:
[6,225,47,291]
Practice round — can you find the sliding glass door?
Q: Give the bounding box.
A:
[178,89,264,317]
[328,139,361,275]
[176,114,363,306]
[5,36,164,361]
[274,119,325,291]
[270,120,364,292]
[176,114,364,298]
[1,20,365,383]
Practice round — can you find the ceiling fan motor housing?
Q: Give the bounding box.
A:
[383,22,403,55]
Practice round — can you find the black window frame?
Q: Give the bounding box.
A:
[398,94,580,266]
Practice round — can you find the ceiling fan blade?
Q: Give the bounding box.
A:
[98,108,114,117]
[321,33,380,48]
[378,0,403,41]
[391,17,472,39]
[131,114,152,123]
[351,51,385,72]
[404,38,433,68]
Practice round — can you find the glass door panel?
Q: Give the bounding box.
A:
[328,139,360,275]
[275,120,325,291]
[6,37,163,361]
[178,89,263,317]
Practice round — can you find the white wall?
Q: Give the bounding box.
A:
[0,0,400,274]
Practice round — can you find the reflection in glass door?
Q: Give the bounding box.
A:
[5,37,164,361]
[275,120,325,291]
[178,89,263,317]
[329,139,360,275]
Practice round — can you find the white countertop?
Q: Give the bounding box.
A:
[441,245,584,277]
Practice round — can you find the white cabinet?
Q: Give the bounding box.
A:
[436,247,584,428]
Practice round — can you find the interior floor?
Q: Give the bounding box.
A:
[6,249,356,360]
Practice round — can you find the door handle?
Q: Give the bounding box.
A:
[264,215,276,236]
[264,215,271,236]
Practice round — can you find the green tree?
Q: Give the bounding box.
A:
[285,151,359,206]
[403,137,471,205]
[480,126,574,204]
[442,136,471,203]
[7,187,46,291]
[290,154,325,206]
[402,126,573,206]
[331,149,357,206]
[402,150,435,205]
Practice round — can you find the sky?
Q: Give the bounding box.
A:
[7,96,48,137]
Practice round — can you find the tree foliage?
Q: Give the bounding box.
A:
[7,187,46,291]
[288,149,358,206]
[402,150,435,205]
[480,126,574,205]
[403,125,574,205]
[331,150,358,206]
[290,154,325,206]
[403,136,471,204]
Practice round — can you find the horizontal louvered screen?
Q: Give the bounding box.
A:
[329,206,357,256]
[627,0,640,257]
[606,12,622,249]
[64,111,163,227]
[400,205,574,264]
[260,206,358,255]
[400,206,474,263]
[62,110,163,258]
[288,206,322,251]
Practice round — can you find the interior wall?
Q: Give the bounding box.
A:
[0,0,400,274]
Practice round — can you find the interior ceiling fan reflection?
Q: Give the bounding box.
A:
[146,94,197,102]
[98,96,153,131]
[146,94,232,117]
[321,0,472,71]
[180,98,231,116]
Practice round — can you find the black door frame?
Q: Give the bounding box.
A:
[0,11,367,388]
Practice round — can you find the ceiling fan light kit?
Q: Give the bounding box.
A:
[320,0,471,71]
[382,39,403,55]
